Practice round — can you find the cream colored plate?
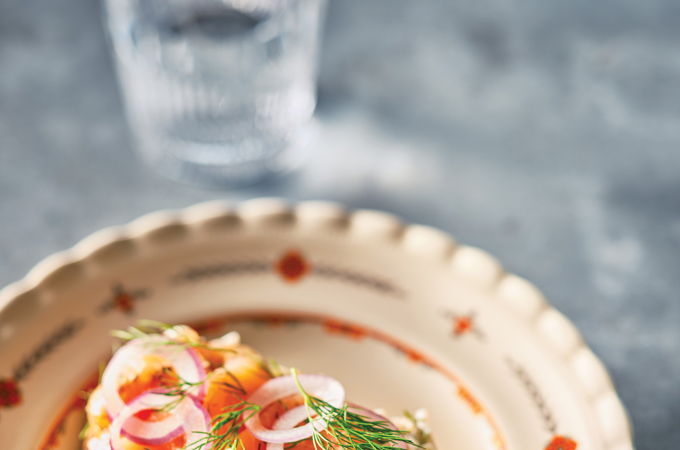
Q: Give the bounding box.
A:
[0,199,632,450]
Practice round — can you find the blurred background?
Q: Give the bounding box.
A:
[1,0,679,448]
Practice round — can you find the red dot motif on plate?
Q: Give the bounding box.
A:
[0,378,21,408]
[275,250,310,283]
[453,315,474,336]
[114,291,135,313]
[545,435,578,450]
[446,311,483,339]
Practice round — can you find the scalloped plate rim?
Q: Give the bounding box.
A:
[0,198,634,449]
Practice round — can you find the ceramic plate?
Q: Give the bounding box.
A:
[0,199,632,450]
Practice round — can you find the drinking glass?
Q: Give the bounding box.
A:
[103,0,327,186]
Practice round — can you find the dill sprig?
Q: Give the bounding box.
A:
[215,370,248,397]
[291,369,419,450]
[183,368,419,450]
[153,377,206,413]
[263,358,289,378]
[111,320,236,352]
[186,401,261,450]
[110,320,173,342]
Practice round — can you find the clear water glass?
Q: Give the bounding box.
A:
[104,0,326,186]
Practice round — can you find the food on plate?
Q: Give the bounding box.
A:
[82,321,435,449]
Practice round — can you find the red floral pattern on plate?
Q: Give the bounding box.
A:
[0,378,21,407]
[545,435,578,450]
[445,311,484,340]
[453,315,474,336]
[114,290,135,313]
[275,250,310,283]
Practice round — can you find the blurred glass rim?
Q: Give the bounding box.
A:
[104,0,326,24]
[103,0,328,62]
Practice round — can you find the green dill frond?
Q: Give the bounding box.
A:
[137,319,174,331]
[110,321,236,352]
[264,358,289,378]
[217,370,248,396]
[186,401,261,450]
[291,369,420,450]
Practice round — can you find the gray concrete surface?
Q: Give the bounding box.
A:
[1,0,679,448]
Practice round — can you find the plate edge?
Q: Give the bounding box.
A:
[0,198,634,449]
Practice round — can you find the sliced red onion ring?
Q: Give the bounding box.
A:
[101,336,207,417]
[266,405,318,450]
[272,405,314,431]
[179,395,212,449]
[109,391,185,448]
[109,391,212,450]
[245,374,345,444]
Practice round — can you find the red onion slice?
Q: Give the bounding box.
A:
[266,405,318,450]
[272,405,314,431]
[109,391,212,450]
[101,336,207,417]
[180,395,212,449]
[245,374,345,444]
[109,391,185,448]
